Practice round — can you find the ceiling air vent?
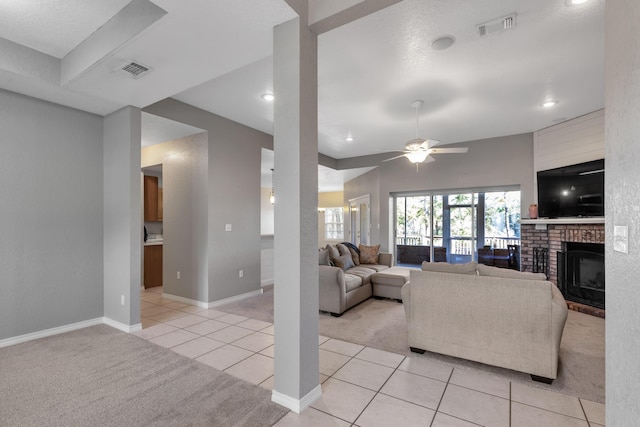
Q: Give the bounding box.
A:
[117,61,152,79]
[477,13,517,37]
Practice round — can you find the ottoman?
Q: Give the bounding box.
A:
[371,267,415,301]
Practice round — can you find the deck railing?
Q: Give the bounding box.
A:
[397,236,519,254]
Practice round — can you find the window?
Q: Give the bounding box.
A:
[394,188,520,265]
[324,207,344,240]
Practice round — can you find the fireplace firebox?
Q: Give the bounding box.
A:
[557,242,605,309]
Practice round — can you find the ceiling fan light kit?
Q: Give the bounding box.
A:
[381,99,469,168]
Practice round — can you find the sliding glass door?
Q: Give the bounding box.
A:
[394,188,520,266]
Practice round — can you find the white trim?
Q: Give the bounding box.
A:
[521,217,605,225]
[0,317,103,348]
[271,385,322,414]
[162,288,264,309]
[103,317,142,333]
[206,289,264,309]
[162,292,209,309]
[261,279,274,287]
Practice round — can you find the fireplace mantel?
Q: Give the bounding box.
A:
[521,217,604,225]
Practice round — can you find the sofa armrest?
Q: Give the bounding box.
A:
[401,282,411,320]
[378,252,393,267]
[319,265,347,314]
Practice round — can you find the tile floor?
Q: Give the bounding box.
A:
[135,286,606,427]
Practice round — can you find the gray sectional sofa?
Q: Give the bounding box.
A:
[401,262,568,382]
[318,243,397,316]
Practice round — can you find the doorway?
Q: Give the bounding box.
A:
[349,195,370,246]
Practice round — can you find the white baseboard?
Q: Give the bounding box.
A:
[261,279,274,287]
[206,288,263,309]
[0,317,103,348]
[103,317,142,333]
[162,292,209,309]
[162,288,264,309]
[271,385,322,414]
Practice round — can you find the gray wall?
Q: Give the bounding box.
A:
[605,1,640,424]
[103,107,142,326]
[141,133,209,302]
[144,99,268,303]
[345,133,534,252]
[0,90,104,340]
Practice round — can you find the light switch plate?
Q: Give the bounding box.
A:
[614,225,629,254]
[225,224,232,232]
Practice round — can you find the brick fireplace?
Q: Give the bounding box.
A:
[520,219,605,317]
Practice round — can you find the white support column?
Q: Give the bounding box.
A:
[271,11,321,413]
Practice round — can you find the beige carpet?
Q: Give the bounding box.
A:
[220,288,605,403]
[0,324,289,427]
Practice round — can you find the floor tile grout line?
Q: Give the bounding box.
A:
[513,400,591,423]
[428,363,455,427]
[141,288,603,424]
[509,379,512,427]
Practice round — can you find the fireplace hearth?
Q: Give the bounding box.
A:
[520,218,605,317]
[558,242,605,309]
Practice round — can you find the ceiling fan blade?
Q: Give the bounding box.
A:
[381,154,408,162]
[424,139,441,148]
[429,147,468,154]
[424,156,436,163]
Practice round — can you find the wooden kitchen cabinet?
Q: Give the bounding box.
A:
[158,188,163,221]
[144,245,163,289]
[144,175,159,221]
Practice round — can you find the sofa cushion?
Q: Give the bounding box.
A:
[359,264,390,272]
[318,248,331,266]
[421,261,478,275]
[477,264,547,280]
[371,267,412,286]
[333,254,355,271]
[359,244,380,264]
[345,266,377,285]
[344,274,363,292]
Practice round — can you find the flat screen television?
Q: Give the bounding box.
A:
[537,159,605,218]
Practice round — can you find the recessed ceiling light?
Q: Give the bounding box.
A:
[261,92,274,101]
[570,0,590,4]
[430,36,456,51]
[542,100,557,108]
[346,135,354,142]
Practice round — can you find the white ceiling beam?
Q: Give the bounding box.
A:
[0,37,59,84]
[60,0,167,86]
[308,0,403,34]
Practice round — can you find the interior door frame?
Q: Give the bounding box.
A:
[348,194,370,246]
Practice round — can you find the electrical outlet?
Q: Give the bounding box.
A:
[120,295,125,306]
[177,271,181,280]
[239,269,244,278]
[225,224,232,232]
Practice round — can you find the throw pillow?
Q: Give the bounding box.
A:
[318,248,330,266]
[358,244,380,264]
[325,244,340,260]
[333,254,355,271]
[348,247,360,265]
[336,243,355,264]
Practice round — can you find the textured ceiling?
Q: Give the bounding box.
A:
[0,0,605,189]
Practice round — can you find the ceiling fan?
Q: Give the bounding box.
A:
[382,100,468,167]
